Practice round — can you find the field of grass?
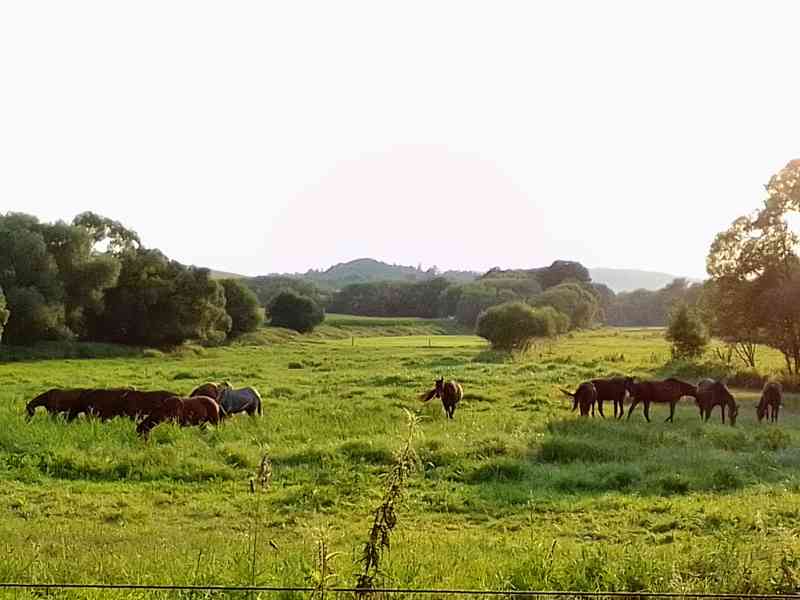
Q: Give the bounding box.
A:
[1,326,800,596]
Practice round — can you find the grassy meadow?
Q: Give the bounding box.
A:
[1,325,800,597]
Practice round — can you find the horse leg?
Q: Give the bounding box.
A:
[643,400,651,423]
[626,398,638,420]
[597,399,605,418]
[721,404,726,424]
[665,401,674,423]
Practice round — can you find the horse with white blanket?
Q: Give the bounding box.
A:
[190,381,263,418]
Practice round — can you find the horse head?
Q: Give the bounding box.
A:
[434,377,445,397]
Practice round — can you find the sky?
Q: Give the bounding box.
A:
[1,2,799,279]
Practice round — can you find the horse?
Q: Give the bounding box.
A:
[136,395,221,437]
[421,377,463,419]
[25,388,92,421]
[626,378,698,422]
[590,377,635,419]
[696,378,738,426]
[81,388,176,421]
[189,382,262,418]
[757,381,782,423]
[561,382,598,417]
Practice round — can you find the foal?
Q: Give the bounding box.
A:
[757,381,782,423]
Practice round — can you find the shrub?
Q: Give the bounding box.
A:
[268,291,324,333]
[220,279,263,336]
[665,303,709,360]
[476,302,564,350]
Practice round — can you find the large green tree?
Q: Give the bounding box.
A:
[706,159,800,373]
[269,291,324,333]
[0,288,10,343]
[221,279,264,336]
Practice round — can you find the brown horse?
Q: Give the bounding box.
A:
[591,377,635,419]
[757,381,782,423]
[696,378,738,426]
[627,378,698,423]
[25,388,92,421]
[561,382,598,417]
[421,377,463,419]
[81,389,176,421]
[136,395,221,437]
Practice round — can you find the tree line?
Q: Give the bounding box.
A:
[0,212,265,347]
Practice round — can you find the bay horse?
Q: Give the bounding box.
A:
[25,388,92,421]
[81,389,176,421]
[136,395,221,437]
[696,378,738,426]
[190,382,262,418]
[591,377,635,419]
[757,381,782,423]
[626,378,698,423]
[421,377,463,419]
[561,382,598,417]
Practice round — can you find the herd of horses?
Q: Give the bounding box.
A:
[24,382,262,437]
[560,376,784,426]
[23,373,784,435]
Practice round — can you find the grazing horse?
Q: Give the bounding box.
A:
[136,395,221,437]
[25,388,91,421]
[421,377,463,419]
[757,381,782,423]
[561,382,598,417]
[627,378,697,423]
[81,389,176,421]
[591,377,635,419]
[696,379,738,426]
[190,382,262,418]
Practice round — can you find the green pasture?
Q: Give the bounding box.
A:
[1,325,800,596]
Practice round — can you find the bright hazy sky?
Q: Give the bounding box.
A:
[2,2,799,279]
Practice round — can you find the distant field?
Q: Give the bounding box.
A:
[1,327,800,595]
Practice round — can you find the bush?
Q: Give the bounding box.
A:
[665,303,709,360]
[220,279,263,336]
[269,291,324,333]
[476,301,564,350]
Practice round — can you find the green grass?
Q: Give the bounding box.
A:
[1,328,800,595]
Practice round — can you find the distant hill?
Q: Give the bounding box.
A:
[300,258,478,289]
[208,269,247,280]
[589,268,703,293]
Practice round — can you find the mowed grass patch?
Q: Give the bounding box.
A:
[2,328,800,592]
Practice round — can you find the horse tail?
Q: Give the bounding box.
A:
[420,388,437,402]
[559,388,576,398]
[26,391,51,419]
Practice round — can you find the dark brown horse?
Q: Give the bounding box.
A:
[757,381,782,423]
[591,377,635,419]
[561,382,598,417]
[696,378,738,426]
[627,378,698,422]
[81,389,177,421]
[421,377,463,419]
[136,395,221,437]
[25,388,92,421]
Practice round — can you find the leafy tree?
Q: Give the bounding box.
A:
[269,291,324,333]
[665,303,709,360]
[246,275,330,309]
[92,249,231,346]
[705,159,800,372]
[72,211,141,254]
[221,279,264,336]
[455,283,500,328]
[2,286,69,344]
[476,302,563,349]
[534,260,591,289]
[530,282,599,329]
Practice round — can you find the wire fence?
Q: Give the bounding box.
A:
[1,584,799,600]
